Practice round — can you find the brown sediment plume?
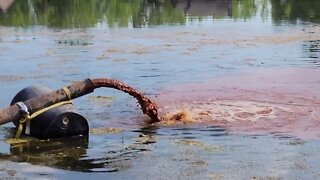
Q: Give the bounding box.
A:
[91,78,162,122]
[155,68,320,139]
[160,109,195,126]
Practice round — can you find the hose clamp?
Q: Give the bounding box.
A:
[16,102,29,118]
[16,102,31,135]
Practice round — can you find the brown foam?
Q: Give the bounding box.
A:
[160,109,194,126]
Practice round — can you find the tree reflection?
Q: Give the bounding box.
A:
[0,0,233,28]
[270,0,320,24]
[0,0,184,28]
[0,0,320,28]
[232,0,256,19]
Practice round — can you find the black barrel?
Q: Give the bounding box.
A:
[10,86,89,139]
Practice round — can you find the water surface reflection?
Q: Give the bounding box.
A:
[302,40,320,66]
[1,0,320,28]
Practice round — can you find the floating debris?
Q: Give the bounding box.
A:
[6,138,29,145]
[134,134,156,144]
[288,139,305,146]
[90,128,123,135]
[57,39,93,46]
[174,139,225,153]
[0,75,25,82]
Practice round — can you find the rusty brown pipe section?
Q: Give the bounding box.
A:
[91,78,161,122]
[0,78,161,126]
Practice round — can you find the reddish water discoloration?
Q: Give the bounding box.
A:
[157,68,320,139]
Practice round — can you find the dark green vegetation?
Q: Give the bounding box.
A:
[1,0,320,28]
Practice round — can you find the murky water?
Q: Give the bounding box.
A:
[1,0,320,179]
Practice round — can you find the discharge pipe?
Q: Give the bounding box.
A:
[0,78,161,126]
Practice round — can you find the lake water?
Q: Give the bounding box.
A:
[0,0,320,179]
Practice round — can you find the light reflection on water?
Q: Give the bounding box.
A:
[0,0,320,179]
[302,40,320,66]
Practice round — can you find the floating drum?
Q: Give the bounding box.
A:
[10,86,89,139]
